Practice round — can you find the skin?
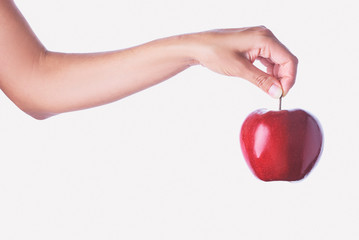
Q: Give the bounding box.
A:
[0,0,298,120]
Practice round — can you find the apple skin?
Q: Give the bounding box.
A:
[240,109,323,182]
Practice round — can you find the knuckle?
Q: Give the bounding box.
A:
[252,28,275,45]
[243,26,275,45]
[255,26,273,36]
[293,55,299,64]
[255,75,270,89]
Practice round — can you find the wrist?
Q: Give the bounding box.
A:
[176,32,217,68]
[167,33,204,67]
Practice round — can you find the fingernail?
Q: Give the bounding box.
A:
[268,84,283,99]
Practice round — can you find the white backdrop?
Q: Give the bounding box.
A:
[1,0,358,239]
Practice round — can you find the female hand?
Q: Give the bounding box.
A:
[189,26,298,98]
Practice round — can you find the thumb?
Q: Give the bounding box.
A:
[241,62,283,99]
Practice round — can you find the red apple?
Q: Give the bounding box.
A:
[240,109,323,182]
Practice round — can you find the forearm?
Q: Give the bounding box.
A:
[6,36,197,119]
[0,1,199,119]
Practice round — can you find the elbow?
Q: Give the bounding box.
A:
[3,85,58,120]
[27,111,54,120]
[6,92,54,120]
[22,107,56,120]
[15,100,57,120]
[6,84,62,120]
[5,93,57,120]
[1,50,60,120]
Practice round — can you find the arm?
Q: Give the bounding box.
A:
[0,0,297,120]
[0,0,196,119]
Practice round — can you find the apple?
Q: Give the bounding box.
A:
[240,108,323,182]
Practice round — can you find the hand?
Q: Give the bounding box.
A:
[189,26,298,98]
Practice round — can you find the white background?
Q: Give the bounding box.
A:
[1,0,358,239]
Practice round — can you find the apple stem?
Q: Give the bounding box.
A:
[279,97,282,111]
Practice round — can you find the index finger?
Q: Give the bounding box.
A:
[259,34,298,96]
